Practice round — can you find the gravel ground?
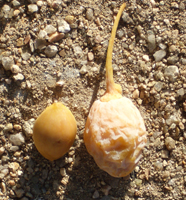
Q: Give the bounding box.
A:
[0,0,186,199]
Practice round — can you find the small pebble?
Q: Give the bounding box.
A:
[164,19,170,25]
[38,30,47,39]
[2,57,14,71]
[37,1,44,7]
[17,38,24,47]
[73,45,83,57]
[23,118,35,137]
[0,168,9,179]
[101,185,111,196]
[117,30,124,39]
[122,12,133,23]
[14,9,20,17]
[86,8,94,20]
[181,58,186,65]
[150,0,156,7]
[57,19,71,33]
[153,50,166,62]
[92,190,99,199]
[166,115,178,125]
[34,38,47,50]
[177,88,185,96]
[10,64,21,74]
[13,124,22,131]
[147,30,156,53]
[12,0,20,7]
[9,162,20,172]
[28,4,38,13]
[61,176,69,185]
[87,52,94,61]
[135,179,142,186]
[154,82,163,92]
[4,123,13,132]
[21,52,31,60]
[154,161,163,170]
[167,55,179,64]
[10,146,19,152]
[44,45,58,57]
[142,55,149,62]
[0,182,6,193]
[9,133,25,146]
[94,35,103,44]
[0,147,5,156]
[159,43,167,50]
[59,49,66,57]
[14,188,24,198]
[60,168,66,176]
[45,25,57,35]
[164,65,179,82]
[165,137,175,151]
[48,32,64,43]
[65,15,75,24]
[8,180,16,186]
[171,2,179,8]
[56,80,65,87]
[80,65,88,74]
[13,73,24,81]
[1,4,13,19]
[180,2,185,10]
[132,89,139,99]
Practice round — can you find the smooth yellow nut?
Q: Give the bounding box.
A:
[33,102,77,161]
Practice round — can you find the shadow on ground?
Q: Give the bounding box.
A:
[12,138,135,200]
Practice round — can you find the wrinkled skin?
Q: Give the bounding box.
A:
[84,97,147,177]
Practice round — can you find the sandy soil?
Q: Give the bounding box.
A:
[0,0,186,199]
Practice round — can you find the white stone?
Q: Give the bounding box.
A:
[38,30,47,39]
[142,55,149,62]
[150,0,156,7]
[164,65,179,82]
[147,30,156,53]
[57,19,70,33]
[80,65,88,74]
[23,118,35,137]
[0,147,5,156]
[60,168,66,176]
[56,80,65,87]
[9,133,25,146]
[12,0,21,7]
[10,64,21,74]
[14,9,20,16]
[13,73,24,81]
[2,57,14,70]
[37,1,44,7]
[28,4,38,13]
[86,8,94,21]
[44,45,58,57]
[45,25,57,35]
[73,45,83,57]
[153,50,166,62]
[4,123,13,132]
[132,89,139,99]
[21,52,31,60]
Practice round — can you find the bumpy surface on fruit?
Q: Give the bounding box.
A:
[84,97,147,177]
[33,102,77,161]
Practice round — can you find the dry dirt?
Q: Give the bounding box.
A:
[0,0,186,200]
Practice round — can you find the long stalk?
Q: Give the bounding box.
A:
[106,3,126,92]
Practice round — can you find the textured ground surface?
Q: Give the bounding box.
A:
[0,0,186,199]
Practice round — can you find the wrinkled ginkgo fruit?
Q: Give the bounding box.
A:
[33,102,77,161]
[84,3,147,177]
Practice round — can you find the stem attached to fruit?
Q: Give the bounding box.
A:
[105,3,126,93]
